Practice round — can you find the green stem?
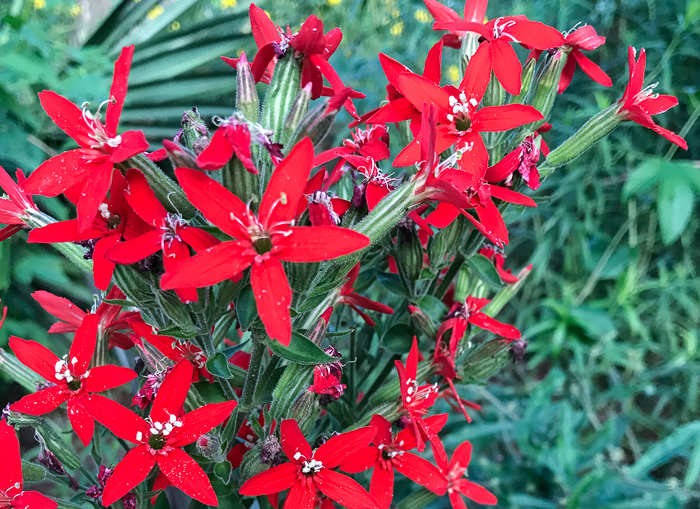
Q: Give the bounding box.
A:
[224,336,266,442]
[433,253,465,299]
[24,210,93,274]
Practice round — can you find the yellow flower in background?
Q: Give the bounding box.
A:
[391,9,400,18]
[327,0,342,5]
[414,8,431,23]
[447,65,460,84]
[221,0,237,8]
[147,5,164,20]
[390,21,404,36]
[33,0,46,9]
[69,4,82,16]
[169,20,181,31]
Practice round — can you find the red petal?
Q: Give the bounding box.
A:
[168,401,237,447]
[249,4,281,48]
[423,40,444,84]
[343,293,394,315]
[105,229,162,265]
[10,385,69,415]
[157,448,217,505]
[179,226,220,251]
[160,241,251,290]
[82,394,149,444]
[76,159,113,232]
[379,53,412,91]
[424,0,462,24]
[102,445,156,506]
[469,312,521,339]
[32,290,86,327]
[397,73,451,113]
[109,130,149,163]
[9,336,60,380]
[572,50,612,87]
[367,98,417,125]
[82,365,137,393]
[471,104,543,132]
[285,482,316,509]
[239,462,298,496]
[196,126,234,170]
[464,0,488,22]
[67,398,95,446]
[23,149,93,197]
[338,446,378,473]
[151,360,193,423]
[93,235,119,291]
[489,185,537,207]
[124,169,167,225]
[485,147,521,183]
[68,314,99,374]
[641,94,678,116]
[251,257,292,345]
[260,138,314,226]
[426,202,460,229]
[281,419,313,461]
[459,44,491,101]
[174,168,249,238]
[0,415,22,492]
[37,91,93,148]
[276,226,370,263]
[491,40,522,95]
[454,479,498,504]
[369,463,394,509]
[105,46,134,137]
[316,426,377,468]
[316,469,379,509]
[394,453,447,494]
[472,200,508,245]
[456,131,489,180]
[28,219,99,243]
[449,489,468,509]
[14,491,57,509]
[566,25,606,51]
[507,20,564,50]
[558,56,577,93]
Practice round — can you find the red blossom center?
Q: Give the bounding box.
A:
[447,93,476,132]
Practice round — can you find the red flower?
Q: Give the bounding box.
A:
[335,263,394,326]
[433,15,564,95]
[239,419,380,509]
[82,361,237,506]
[105,169,220,302]
[436,441,497,509]
[0,166,38,242]
[128,318,213,383]
[9,315,137,446]
[23,46,148,232]
[195,117,256,172]
[484,129,547,190]
[32,286,138,349]
[395,337,440,453]
[339,414,447,508]
[28,171,150,290]
[423,0,488,48]
[308,346,346,400]
[0,419,58,509]
[392,64,544,178]
[556,25,612,93]
[296,168,351,227]
[477,246,522,284]
[616,46,687,149]
[160,138,370,346]
[438,297,521,344]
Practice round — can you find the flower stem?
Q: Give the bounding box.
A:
[24,209,93,274]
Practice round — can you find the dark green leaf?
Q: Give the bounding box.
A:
[382,323,413,353]
[205,352,233,379]
[266,332,337,365]
[466,254,503,288]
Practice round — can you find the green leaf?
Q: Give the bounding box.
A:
[466,254,503,288]
[374,270,407,296]
[266,332,337,365]
[622,159,663,199]
[382,323,413,353]
[213,460,232,484]
[658,173,695,245]
[627,422,700,478]
[236,285,257,330]
[206,352,233,379]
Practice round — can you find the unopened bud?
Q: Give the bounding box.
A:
[430,215,464,267]
[510,338,528,362]
[163,139,198,169]
[240,442,271,481]
[461,339,512,381]
[261,54,302,144]
[408,304,437,339]
[236,52,260,122]
[395,226,423,281]
[530,50,566,126]
[122,493,137,509]
[290,88,353,147]
[196,434,225,463]
[179,107,209,151]
[514,58,537,104]
[289,391,319,433]
[280,84,312,147]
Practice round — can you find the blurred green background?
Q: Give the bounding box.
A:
[0,0,698,507]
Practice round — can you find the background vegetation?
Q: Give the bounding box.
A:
[0,0,698,507]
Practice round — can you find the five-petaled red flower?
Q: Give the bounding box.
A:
[9,315,137,446]
[556,25,612,93]
[23,46,148,232]
[160,138,370,345]
[0,419,58,509]
[616,46,687,149]
[436,441,498,509]
[340,414,448,508]
[0,165,38,242]
[240,419,380,509]
[82,361,237,506]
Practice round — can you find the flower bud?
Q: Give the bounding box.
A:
[429,215,464,267]
[280,83,312,148]
[289,391,319,434]
[286,260,320,293]
[196,434,225,463]
[178,107,209,151]
[408,304,437,338]
[154,290,197,337]
[260,435,282,465]
[395,225,423,281]
[510,338,528,362]
[530,50,566,126]
[163,139,198,169]
[240,442,271,481]
[454,264,472,303]
[460,338,512,381]
[514,58,537,104]
[236,52,260,122]
[290,88,353,147]
[483,74,505,108]
[122,494,137,509]
[222,158,260,204]
[261,54,302,144]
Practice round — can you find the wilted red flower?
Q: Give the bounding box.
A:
[0,166,38,242]
[160,138,370,345]
[240,419,380,508]
[340,414,448,508]
[295,168,351,227]
[82,361,237,506]
[32,286,138,350]
[9,315,137,446]
[23,46,148,232]
[616,46,687,149]
[309,346,346,401]
[0,419,58,509]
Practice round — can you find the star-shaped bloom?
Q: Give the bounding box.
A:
[23,46,148,232]
[436,441,497,509]
[0,166,39,242]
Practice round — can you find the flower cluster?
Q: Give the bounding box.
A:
[0,0,685,508]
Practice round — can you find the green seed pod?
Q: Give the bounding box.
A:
[236,52,260,122]
[154,290,198,338]
[395,228,423,281]
[261,54,302,144]
[280,84,312,148]
[239,442,271,482]
[460,339,512,381]
[429,215,464,268]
